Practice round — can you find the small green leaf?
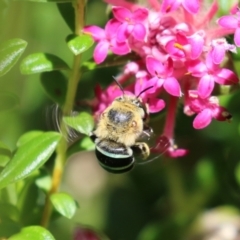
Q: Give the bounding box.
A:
[35,171,51,192]
[67,136,95,157]
[0,92,19,112]
[50,192,78,219]
[40,71,67,105]
[66,34,94,55]
[16,130,44,147]
[0,38,27,77]
[0,132,61,189]
[0,141,12,167]
[63,112,94,135]
[9,226,55,240]
[20,53,69,75]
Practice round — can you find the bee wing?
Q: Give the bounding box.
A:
[136,136,170,165]
[45,104,79,142]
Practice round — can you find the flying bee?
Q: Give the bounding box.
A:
[90,79,167,174]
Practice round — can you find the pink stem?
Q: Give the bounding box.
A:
[163,96,178,139]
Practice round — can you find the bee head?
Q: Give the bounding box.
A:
[112,77,154,121]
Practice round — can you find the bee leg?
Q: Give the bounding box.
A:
[131,142,150,159]
[89,132,97,142]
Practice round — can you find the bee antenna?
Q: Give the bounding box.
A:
[136,86,154,98]
[112,76,125,95]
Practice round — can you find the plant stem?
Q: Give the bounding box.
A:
[40,0,85,228]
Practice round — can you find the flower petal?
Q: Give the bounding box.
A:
[193,108,212,129]
[105,19,121,36]
[234,27,240,47]
[132,23,146,41]
[161,0,181,13]
[111,38,131,55]
[217,15,238,28]
[83,26,105,41]
[93,41,109,64]
[148,98,165,113]
[182,0,199,14]
[116,22,130,42]
[168,148,188,157]
[197,74,214,99]
[215,68,239,84]
[113,6,132,22]
[146,57,164,76]
[189,31,204,59]
[132,8,148,21]
[163,77,181,97]
[211,44,225,64]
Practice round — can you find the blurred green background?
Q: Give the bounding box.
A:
[1,1,240,240]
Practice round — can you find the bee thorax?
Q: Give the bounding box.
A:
[108,109,133,125]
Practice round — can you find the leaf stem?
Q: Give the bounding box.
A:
[40,0,85,228]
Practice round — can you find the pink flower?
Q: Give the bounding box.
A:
[74,227,103,240]
[217,9,240,46]
[189,55,239,99]
[184,90,232,129]
[83,19,130,63]
[112,6,148,42]
[161,0,200,14]
[210,38,236,64]
[134,74,166,113]
[146,56,182,97]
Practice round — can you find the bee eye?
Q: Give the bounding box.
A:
[132,99,141,106]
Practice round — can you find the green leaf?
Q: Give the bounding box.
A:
[17,178,39,225]
[0,141,12,167]
[57,3,75,32]
[50,192,78,219]
[0,38,27,77]
[0,132,61,189]
[67,136,95,157]
[63,112,94,135]
[0,217,21,238]
[66,34,94,55]
[9,226,55,240]
[20,53,69,75]
[15,0,73,2]
[16,130,44,147]
[41,71,67,105]
[0,203,19,221]
[35,170,51,192]
[0,92,19,111]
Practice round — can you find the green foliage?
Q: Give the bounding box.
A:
[0,132,61,189]
[0,38,27,77]
[0,92,19,112]
[9,226,55,240]
[40,71,67,106]
[0,141,12,167]
[20,53,69,74]
[1,1,240,240]
[63,112,94,135]
[66,34,94,55]
[50,192,78,219]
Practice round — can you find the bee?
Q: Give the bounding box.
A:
[90,80,155,174]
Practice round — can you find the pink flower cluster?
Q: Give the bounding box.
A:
[84,0,239,157]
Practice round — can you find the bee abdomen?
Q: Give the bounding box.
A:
[95,139,134,174]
